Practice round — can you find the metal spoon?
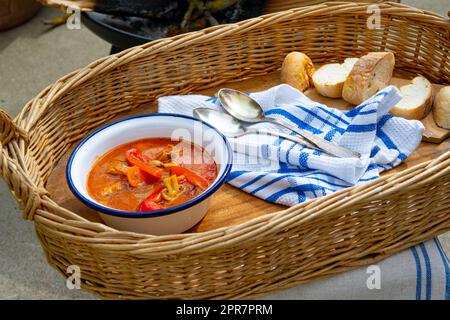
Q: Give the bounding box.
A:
[193,108,319,150]
[217,88,361,159]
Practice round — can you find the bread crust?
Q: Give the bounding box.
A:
[342,52,395,105]
[281,52,315,92]
[433,86,450,129]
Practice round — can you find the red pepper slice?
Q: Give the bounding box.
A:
[126,148,149,162]
[170,166,209,189]
[137,186,165,212]
[141,171,160,185]
[137,201,164,212]
[125,148,162,179]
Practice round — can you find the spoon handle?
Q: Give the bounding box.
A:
[230,129,324,152]
[255,129,320,150]
[264,117,361,159]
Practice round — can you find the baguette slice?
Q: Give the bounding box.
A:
[433,86,450,129]
[281,52,315,92]
[390,76,433,120]
[342,52,395,105]
[312,58,359,98]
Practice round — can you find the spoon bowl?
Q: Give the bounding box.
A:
[217,88,265,123]
[193,108,247,136]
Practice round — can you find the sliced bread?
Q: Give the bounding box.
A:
[390,76,433,120]
[312,58,359,98]
[342,52,395,105]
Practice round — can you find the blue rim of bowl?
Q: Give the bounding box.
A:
[66,113,233,218]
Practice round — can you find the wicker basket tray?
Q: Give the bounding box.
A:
[1,1,449,299]
[41,0,398,13]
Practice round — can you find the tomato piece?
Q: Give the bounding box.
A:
[170,166,209,189]
[125,148,163,179]
[137,201,164,212]
[126,166,144,188]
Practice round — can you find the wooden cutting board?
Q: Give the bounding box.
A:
[422,113,450,143]
[46,71,450,233]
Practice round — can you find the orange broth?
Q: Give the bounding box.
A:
[87,138,218,212]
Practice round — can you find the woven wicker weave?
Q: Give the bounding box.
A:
[41,0,397,12]
[1,2,449,299]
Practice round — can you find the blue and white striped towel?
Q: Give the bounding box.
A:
[158,84,424,206]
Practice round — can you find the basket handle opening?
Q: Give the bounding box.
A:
[0,109,29,146]
[0,108,45,221]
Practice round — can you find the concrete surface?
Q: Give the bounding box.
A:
[0,2,449,300]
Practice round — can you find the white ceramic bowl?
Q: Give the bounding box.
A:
[67,113,233,235]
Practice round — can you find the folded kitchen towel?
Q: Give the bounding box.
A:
[158,84,424,206]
